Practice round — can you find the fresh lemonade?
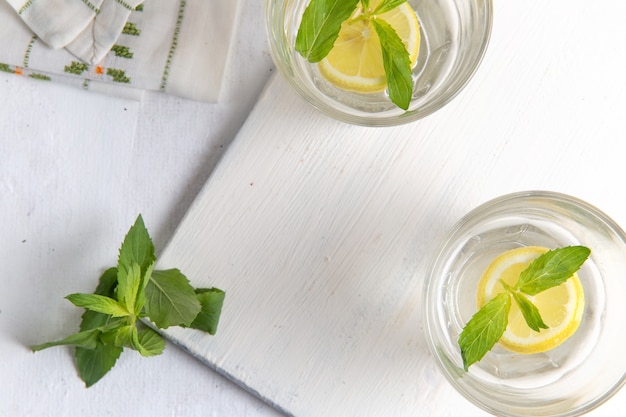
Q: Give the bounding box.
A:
[294,0,429,112]
[317,0,421,94]
[475,246,585,355]
[267,0,492,124]
[447,223,603,386]
[423,192,626,415]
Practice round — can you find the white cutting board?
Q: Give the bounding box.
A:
[156,1,626,415]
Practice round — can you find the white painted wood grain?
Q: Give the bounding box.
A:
[155,1,626,416]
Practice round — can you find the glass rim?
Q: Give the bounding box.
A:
[442,191,626,248]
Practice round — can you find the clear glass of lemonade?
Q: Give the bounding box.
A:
[423,191,626,416]
[265,0,493,126]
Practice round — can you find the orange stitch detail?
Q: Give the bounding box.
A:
[15,66,23,75]
[96,66,104,75]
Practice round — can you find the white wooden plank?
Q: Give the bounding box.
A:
[156,0,626,415]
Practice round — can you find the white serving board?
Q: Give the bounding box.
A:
[156,1,626,415]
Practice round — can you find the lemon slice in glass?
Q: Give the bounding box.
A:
[318,0,420,93]
[476,246,585,354]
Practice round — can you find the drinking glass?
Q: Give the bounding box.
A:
[423,191,626,416]
[265,0,493,126]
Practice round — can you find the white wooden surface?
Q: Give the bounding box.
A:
[2,0,626,416]
[155,1,626,416]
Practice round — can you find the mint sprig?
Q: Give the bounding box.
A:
[31,215,225,387]
[371,18,413,110]
[508,290,548,332]
[295,0,361,63]
[458,246,590,371]
[515,247,591,295]
[295,0,414,110]
[458,293,511,371]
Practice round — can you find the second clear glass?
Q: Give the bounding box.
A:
[423,191,626,416]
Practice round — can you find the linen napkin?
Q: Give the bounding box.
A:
[0,0,241,101]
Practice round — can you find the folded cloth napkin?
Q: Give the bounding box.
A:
[6,0,144,64]
[0,0,240,101]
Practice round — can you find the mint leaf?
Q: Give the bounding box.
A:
[116,262,141,314]
[371,18,413,110]
[144,269,201,328]
[134,262,153,316]
[118,214,155,276]
[516,246,591,295]
[131,326,166,357]
[75,267,123,387]
[77,268,119,331]
[66,293,130,317]
[187,288,226,335]
[510,291,548,332]
[113,324,134,348]
[31,328,102,351]
[372,0,407,15]
[458,293,510,371]
[75,342,123,387]
[92,267,119,297]
[295,0,360,62]
[116,262,151,316]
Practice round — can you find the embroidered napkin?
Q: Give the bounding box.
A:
[0,0,240,101]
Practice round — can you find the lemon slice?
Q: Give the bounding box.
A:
[476,246,585,354]
[318,0,420,93]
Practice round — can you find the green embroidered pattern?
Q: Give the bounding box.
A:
[160,0,186,91]
[1,57,50,81]
[29,73,51,81]
[65,61,89,75]
[114,0,135,11]
[18,0,33,15]
[111,45,134,59]
[107,68,131,83]
[23,35,37,67]
[0,63,13,73]
[122,22,141,36]
[135,4,144,11]
[81,0,100,14]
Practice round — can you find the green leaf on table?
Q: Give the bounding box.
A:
[144,269,201,328]
[113,324,134,348]
[116,262,141,312]
[116,261,150,316]
[66,293,130,317]
[371,18,413,110]
[134,262,154,316]
[76,341,123,387]
[510,291,548,332]
[30,328,102,351]
[131,326,165,357]
[516,246,591,295]
[187,288,226,335]
[118,214,155,276]
[77,268,119,331]
[75,267,124,387]
[31,214,225,387]
[458,293,510,371]
[295,0,361,62]
[93,267,119,297]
